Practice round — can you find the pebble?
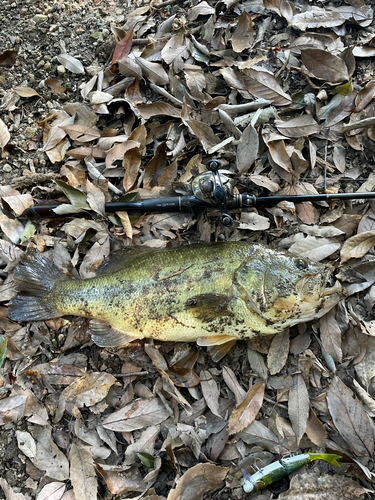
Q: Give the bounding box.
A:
[24,126,37,138]
[57,65,66,75]
[43,62,51,70]
[34,14,48,23]
[3,164,13,173]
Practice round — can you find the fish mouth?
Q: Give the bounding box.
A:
[321,280,343,298]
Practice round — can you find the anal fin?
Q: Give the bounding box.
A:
[197,334,237,346]
[89,320,138,347]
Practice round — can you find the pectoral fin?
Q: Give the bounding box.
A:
[197,334,237,346]
[89,320,138,347]
[185,293,234,322]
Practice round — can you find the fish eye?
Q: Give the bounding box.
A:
[295,259,308,270]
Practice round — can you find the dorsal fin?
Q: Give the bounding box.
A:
[96,247,154,275]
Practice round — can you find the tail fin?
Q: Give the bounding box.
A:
[9,250,67,322]
[309,453,342,467]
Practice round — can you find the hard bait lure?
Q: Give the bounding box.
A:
[242,453,342,493]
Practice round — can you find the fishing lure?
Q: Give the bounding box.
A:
[242,453,341,493]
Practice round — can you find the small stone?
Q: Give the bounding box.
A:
[76,27,84,34]
[3,164,13,173]
[57,65,66,75]
[37,60,45,68]
[102,28,109,37]
[34,14,48,23]
[43,62,51,70]
[24,126,37,138]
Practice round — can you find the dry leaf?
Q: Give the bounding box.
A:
[301,49,349,83]
[289,7,345,30]
[228,381,265,435]
[13,86,41,98]
[288,374,309,446]
[231,11,253,53]
[0,478,28,500]
[243,68,292,106]
[305,408,327,447]
[36,482,66,500]
[0,395,26,425]
[340,230,375,263]
[136,102,181,119]
[276,115,320,137]
[222,366,246,405]
[355,336,375,387]
[63,372,117,408]
[0,49,18,67]
[288,237,341,261]
[0,118,11,148]
[57,53,85,74]
[267,330,289,375]
[2,193,33,216]
[102,397,170,432]
[200,370,221,418]
[236,122,258,174]
[327,375,374,457]
[167,463,228,500]
[70,443,97,500]
[45,78,67,94]
[60,124,101,142]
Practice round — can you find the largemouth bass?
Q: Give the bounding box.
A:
[9,242,343,347]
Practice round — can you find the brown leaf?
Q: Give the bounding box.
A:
[222,366,246,405]
[167,463,228,500]
[288,237,341,261]
[57,53,85,74]
[187,1,215,21]
[63,372,116,408]
[267,330,289,375]
[340,230,375,263]
[61,124,101,142]
[327,375,374,457]
[45,78,67,94]
[276,115,320,137]
[288,374,309,446]
[2,193,34,216]
[136,102,181,119]
[355,336,375,387]
[249,174,280,192]
[228,381,265,435]
[70,443,97,500]
[319,306,342,362]
[290,7,345,31]
[67,146,106,160]
[125,78,143,106]
[0,478,28,500]
[161,34,189,72]
[243,68,292,106]
[0,49,18,67]
[36,482,66,500]
[13,86,41,98]
[102,397,170,432]
[86,180,106,216]
[123,147,142,191]
[236,122,258,174]
[135,56,169,85]
[79,236,110,279]
[301,49,349,83]
[200,370,221,418]
[96,464,146,495]
[0,118,11,148]
[238,212,270,231]
[0,395,26,425]
[231,11,253,53]
[111,28,134,67]
[305,407,327,447]
[186,120,220,152]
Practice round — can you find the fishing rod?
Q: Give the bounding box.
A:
[28,159,375,227]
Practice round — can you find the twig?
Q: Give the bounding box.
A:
[113,371,149,377]
[10,172,58,189]
[341,116,375,133]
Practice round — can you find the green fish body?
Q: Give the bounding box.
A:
[9,242,343,347]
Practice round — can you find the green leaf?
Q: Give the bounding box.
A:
[55,180,90,209]
[19,220,36,244]
[0,335,7,369]
[137,452,155,468]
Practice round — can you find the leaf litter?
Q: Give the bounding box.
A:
[1,0,375,499]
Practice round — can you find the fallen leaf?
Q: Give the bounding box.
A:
[187,1,215,21]
[60,124,101,142]
[0,49,18,67]
[320,307,342,362]
[301,49,349,83]
[55,180,90,210]
[63,372,117,408]
[288,374,309,446]
[340,230,375,263]
[0,118,11,148]
[231,11,253,53]
[243,68,292,105]
[167,463,228,500]
[70,443,97,500]
[136,102,181,119]
[0,395,26,425]
[112,28,134,66]
[236,122,258,174]
[267,330,289,375]
[96,464,146,495]
[36,482,66,500]
[355,336,375,387]
[13,86,41,98]
[288,237,341,261]
[305,408,327,447]
[290,7,345,30]
[238,212,270,231]
[45,78,67,94]
[102,397,170,432]
[57,53,85,74]
[0,478,28,500]
[228,381,265,435]
[276,115,320,137]
[2,193,34,216]
[327,375,374,457]
[200,370,221,418]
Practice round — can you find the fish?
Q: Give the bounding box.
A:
[8,242,344,347]
[242,453,342,493]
